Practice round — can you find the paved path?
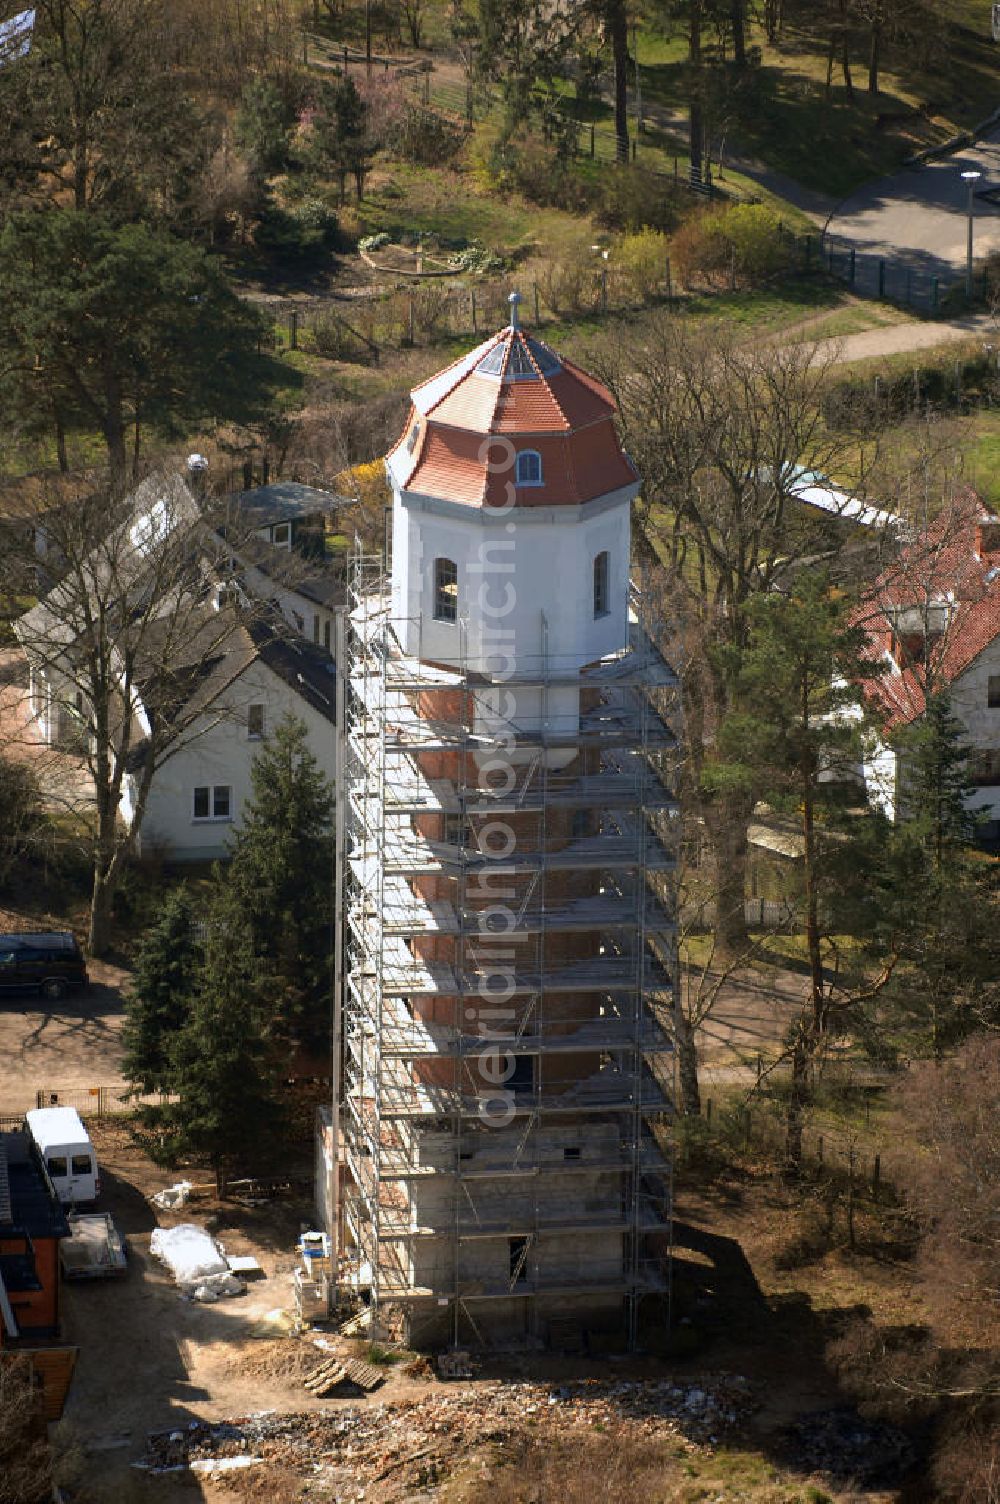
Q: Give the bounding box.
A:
[825,127,1000,280]
[815,308,998,366]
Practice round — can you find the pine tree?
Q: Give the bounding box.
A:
[167,884,284,1196]
[716,570,892,1164]
[227,715,335,1052]
[875,694,1000,1058]
[300,75,370,203]
[121,886,202,1093]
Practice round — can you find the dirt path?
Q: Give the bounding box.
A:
[813,307,997,364]
[692,961,808,1089]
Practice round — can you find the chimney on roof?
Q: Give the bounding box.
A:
[508,290,521,330]
[977,514,1000,558]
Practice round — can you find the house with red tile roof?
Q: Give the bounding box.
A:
[857,493,1000,838]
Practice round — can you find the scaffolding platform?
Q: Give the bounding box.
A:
[336,555,679,1350]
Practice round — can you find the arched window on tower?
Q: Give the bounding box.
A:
[515,450,543,487]
[434,557,458,622]
[593,550,610,618]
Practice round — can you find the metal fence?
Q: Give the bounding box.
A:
[256,273,680,362]
[28,1086,170,1118]
[820,232,973,313]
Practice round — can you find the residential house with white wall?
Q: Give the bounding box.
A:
[16,471,342,863]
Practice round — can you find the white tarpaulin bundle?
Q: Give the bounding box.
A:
[151,1181,193,1210]
[149,1223,245,1299]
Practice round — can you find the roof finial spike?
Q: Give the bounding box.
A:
[508,290,522,330]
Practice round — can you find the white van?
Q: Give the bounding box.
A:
[26,1106,100,1205]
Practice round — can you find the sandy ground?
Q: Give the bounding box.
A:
[0,955,130,1115]
[52,1125,911,1504]
[59,1124,351,1503]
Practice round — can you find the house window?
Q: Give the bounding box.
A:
[247,703,265,740]
[988,676,1000,708]
[193,784,232,821]
[406,421,420,454]
[515,450,542,487]
[970,750,1000,786]
[434,557,458,622]
[563,1146,582,1161]
[323,618,332,654]
[272,522,291,549]
[313,614,321,644]
[593,550,610,618]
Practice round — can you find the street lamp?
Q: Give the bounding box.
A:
[961,169,983,301]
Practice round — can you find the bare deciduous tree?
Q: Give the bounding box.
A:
[1,470,310,953]
[400,0,427,48]
[596,315,884,953]
[0,1357,49,1504]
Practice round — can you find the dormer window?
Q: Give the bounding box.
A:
[593,550,610,618]
[889,603,949,667]
[434,557,458,622]
[515,450,543,487]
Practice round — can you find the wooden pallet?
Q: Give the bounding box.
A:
[342,1357,387,1390]
[303,1354,386,1396]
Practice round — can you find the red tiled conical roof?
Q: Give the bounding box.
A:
[386,317,637,509]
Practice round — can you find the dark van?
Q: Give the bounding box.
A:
[0,933,89,1001]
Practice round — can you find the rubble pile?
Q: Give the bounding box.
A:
[229,1340,318,1381]
[133,1375,753,1497]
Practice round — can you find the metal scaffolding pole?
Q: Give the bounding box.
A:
[338,552,679,1349]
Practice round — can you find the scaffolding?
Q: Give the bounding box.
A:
[335,545,679,1351]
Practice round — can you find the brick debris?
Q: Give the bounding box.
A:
[133,1375,753,1497]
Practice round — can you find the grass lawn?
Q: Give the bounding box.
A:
[949,410,1000,508]
[345,162,600,261]
[785,299,915,343]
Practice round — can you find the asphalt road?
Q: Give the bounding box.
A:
[825,127,1000,281]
